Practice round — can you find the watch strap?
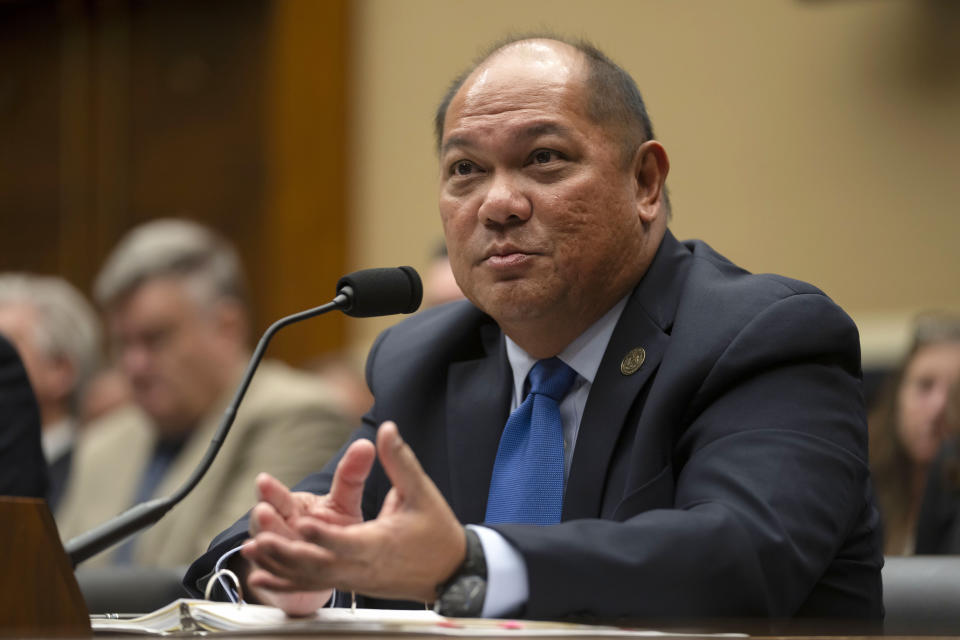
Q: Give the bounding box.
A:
[434,527,487,617]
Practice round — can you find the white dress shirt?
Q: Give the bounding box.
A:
[41,418,74,465]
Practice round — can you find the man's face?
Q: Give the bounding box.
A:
[0,302,71,415]
[438,41,658,343]
[107,277,232,435]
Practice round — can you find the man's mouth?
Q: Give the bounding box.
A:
[482,243,538,265]
[485,252,531,267]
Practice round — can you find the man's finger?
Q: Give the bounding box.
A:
[256,473,297,520]
[245,574,334,617]
[243,533,336,578]
[375,421,429,503]
[380,486,401,515]
[327,438,376,516]
[249,502,297,539]
[294,516,370,558]
[246,568,304,594]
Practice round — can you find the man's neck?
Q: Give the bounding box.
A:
[501,286,638,358]
[39,403,69,430]
[505,294,629,391]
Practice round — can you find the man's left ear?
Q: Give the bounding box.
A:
[633,140,669,223]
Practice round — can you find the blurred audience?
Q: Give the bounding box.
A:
[79,366,133,425]
[304,353,372,427]
[423,240,464,308]
[0,332,48,498]
[868,311,960,554]
[57,219,353,567]
[0,274,101,511]
[915,380,960,553]
[301,240,465,429]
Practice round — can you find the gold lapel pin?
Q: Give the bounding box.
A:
[620,347,646,375]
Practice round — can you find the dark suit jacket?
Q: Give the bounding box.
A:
[915,436,960,554]
[46,447,72,513]
[0,333,48,499]
[185,231,883,619]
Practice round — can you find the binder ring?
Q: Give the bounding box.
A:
[205,567,243,605]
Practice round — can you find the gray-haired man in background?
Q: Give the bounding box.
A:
[58,219,353,567]
[0,273,102,512]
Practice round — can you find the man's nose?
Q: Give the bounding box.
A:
[478,173,531,228]
[119,343,151,378]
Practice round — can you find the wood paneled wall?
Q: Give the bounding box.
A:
[0,0,349,364]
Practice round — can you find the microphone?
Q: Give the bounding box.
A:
[337,266,422,317]
[65,267,422,566]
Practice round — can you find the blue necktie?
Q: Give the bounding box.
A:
[485,357,578,524]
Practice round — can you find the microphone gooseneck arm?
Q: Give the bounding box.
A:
[64,290,352,566]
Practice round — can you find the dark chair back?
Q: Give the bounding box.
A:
[76,565,188,614]
[882,555,960,634]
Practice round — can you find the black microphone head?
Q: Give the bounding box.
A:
[336,266,423,317]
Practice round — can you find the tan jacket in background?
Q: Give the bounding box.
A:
[57,360,354,568]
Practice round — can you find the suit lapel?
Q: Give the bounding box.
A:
[563,297,668,519]
[446,322,512,524]
[563,231,692,520]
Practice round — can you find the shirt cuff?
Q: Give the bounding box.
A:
[468,525,528,618]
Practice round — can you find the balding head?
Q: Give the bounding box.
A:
[435,36,657,170]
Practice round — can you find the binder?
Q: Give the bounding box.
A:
[90,598,734,637]
[92,600,443,635]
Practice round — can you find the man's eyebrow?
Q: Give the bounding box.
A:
[440,136,472,157]
[440,122,574,157]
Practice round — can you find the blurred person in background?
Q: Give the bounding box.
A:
[80,366,133,425]
[57,218,353,567]
[868,311,960,554]
[0,332,48,499]
[915,379,960,553]
[423,240,465,308]
[0,273,101,512]
[303,238,466,427]
[304,353,372,428]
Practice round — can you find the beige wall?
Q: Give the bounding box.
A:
[347,0,960,366]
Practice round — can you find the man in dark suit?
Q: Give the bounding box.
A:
[185,36,882,620]
[0,332,48,498]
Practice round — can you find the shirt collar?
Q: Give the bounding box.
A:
[42,419,75,463]
[504,295,630,405]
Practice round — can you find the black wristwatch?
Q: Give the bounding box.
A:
[434,527,487,617]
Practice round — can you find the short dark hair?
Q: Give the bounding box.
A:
[433,34,656,167]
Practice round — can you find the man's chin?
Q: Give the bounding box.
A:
[478,293,553,325]
[137,400,192,437]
